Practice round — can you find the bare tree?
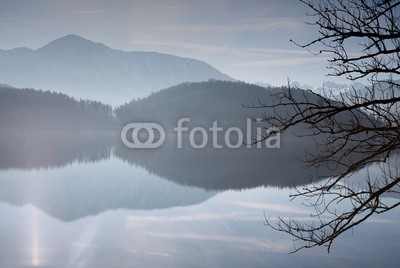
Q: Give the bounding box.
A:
[258,0,400,252]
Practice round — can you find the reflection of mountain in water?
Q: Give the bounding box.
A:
[0,131,331,221]
[0,163,217,222]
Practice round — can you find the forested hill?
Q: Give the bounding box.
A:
[0,85,117,131]
[115,80,286,129]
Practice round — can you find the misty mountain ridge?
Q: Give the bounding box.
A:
[315,81,366,97]
[0,34,233,106]
[256,80,366,94]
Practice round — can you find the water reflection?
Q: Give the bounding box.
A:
[0,131,399,267]
[0,131,329,221]
[0,130,331,184]
[115,133,344,190]
[0,130,114,170]
[0,131,350,221]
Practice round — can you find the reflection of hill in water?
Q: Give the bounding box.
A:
[0,131,334,221]
[0,130,115,170]
[114,135,334,190]
[0,131,333,189]
[0,131,219,221]
[0,131,217,221]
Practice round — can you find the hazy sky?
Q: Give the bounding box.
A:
[0,0,347,87]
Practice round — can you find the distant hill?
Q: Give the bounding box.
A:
[115,80,322,132]
[116,80,274,128]
[0,34,233,106]
[0,85,117,131]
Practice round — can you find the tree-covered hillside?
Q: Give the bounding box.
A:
[0,85,117,131]
[115,80,278,129]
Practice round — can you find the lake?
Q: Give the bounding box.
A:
[0,131,398,267]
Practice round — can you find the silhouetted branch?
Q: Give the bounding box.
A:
[260,0,400,252]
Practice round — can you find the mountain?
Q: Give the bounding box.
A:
[0,34,233,106]
[256,80,367,97]
[315,81,366,98]
[289,81,313,90]
[314,80,399,116]
[0,85,117,131]
[254,81,275,88]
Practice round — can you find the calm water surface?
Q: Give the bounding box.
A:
[0,131,398,267]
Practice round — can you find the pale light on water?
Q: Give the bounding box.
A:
[31,211,40,267]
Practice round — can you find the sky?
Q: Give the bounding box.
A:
[0,0,349,87]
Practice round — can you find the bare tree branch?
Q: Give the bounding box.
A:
[260,0,400,252]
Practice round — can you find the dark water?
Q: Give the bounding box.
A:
[0,131,398,267]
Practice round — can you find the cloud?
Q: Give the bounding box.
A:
[129,6,179,12]
[127,212,261,223]
[226,57,328,67]
[228,201,312,214]
[131,38,309,58]
[125,249,173,258]
[155,6,179,10]
[72,10,108,14]
[142,231,291,252]
[151,17,303,33]
[130,8,147,12]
